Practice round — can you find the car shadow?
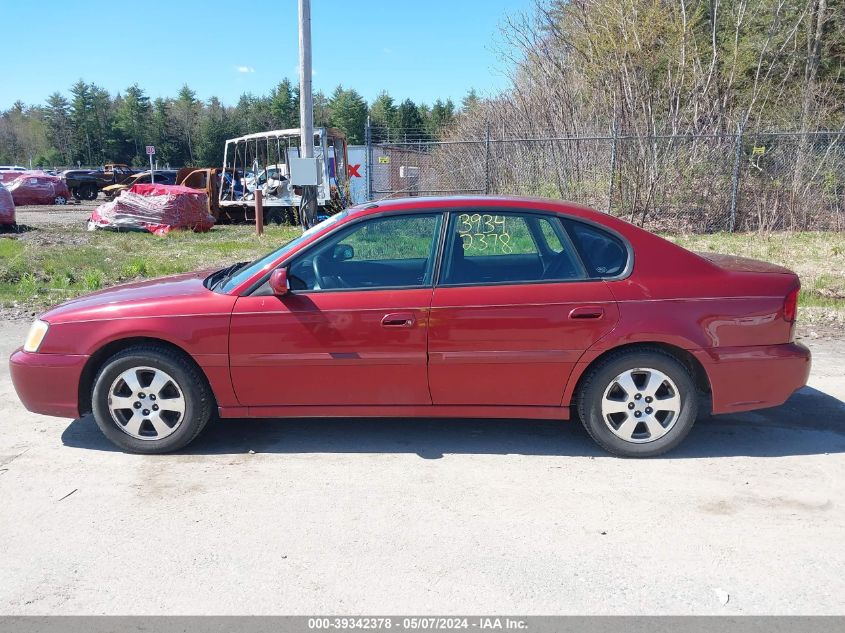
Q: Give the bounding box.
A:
[61,386,845,459]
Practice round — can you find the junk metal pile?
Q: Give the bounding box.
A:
[88,183,214,236]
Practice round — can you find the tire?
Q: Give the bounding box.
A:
[576,348,698,457]
[264,207,284,225]
[54,196,67,205]
[71,187,81,201]
[90,345,214,454]
[80,185,98,201]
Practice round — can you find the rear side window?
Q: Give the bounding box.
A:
[564,220,628,278]
[442,211,583,285]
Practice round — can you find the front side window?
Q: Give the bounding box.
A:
[441,211,584,285]
[289,213,442,291]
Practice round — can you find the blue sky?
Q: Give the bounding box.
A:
[2,0,532,109]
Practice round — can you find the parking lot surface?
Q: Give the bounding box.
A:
[0,320,843,614]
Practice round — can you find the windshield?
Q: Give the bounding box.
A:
[216,211,349,292]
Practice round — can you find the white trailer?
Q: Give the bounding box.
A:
[219,127,351,224]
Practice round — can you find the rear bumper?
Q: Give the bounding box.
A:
[693,342,811,414]
[9,348,88,418]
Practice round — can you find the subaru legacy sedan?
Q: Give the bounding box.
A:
[10,196,810,457]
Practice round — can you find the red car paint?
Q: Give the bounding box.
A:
[7,173,71,206]
[0,183,15,225]
[0,171,26,184]
[10,196,810,425]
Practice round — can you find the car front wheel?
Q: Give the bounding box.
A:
[576,349,698,457]
[91,345,214,454]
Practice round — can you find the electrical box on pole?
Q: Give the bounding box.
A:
[290,157,322,186]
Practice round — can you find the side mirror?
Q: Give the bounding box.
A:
[333,243,354,261]
[269,268,289,296]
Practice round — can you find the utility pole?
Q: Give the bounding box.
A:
[298,0,317,229]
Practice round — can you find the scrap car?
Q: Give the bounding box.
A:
[0,181,15,226]
[62,163,139,201]
[102,170,178,199]
[0,165,27,184]
[6,173,71,206]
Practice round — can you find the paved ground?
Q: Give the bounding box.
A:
[0,319,843,615]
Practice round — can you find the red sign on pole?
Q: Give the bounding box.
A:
[146,146,156,155]
[348,163,361,178]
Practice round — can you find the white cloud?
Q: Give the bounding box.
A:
[235,66,255,74]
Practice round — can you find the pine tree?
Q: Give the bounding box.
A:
[69,80,96,165]
[395,99,425,139]
[328,86,368,143]
[174,85,199,164]
[269,78,299,129]
[369,91,398,140]
[115,84,151,163]
[44,92,73,164]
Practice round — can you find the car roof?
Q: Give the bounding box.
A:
[349,195,604,222]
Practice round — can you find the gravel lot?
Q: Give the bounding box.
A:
[0,319,843,615]
[13,200,97,227]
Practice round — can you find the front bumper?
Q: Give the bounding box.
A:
[693,342,811,414]
[9,348,88,418]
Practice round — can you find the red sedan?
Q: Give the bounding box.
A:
[7,173,71,206]
[9,196,810,456]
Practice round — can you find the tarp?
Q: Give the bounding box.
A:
[88,184,214,236]
[0,183,15,225]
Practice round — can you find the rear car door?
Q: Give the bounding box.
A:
[229,212,444,407]
[428,209,621,407]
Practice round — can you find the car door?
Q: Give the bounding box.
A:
[229,212,445,407]
[428,209,621,407]
[32,177,53,204]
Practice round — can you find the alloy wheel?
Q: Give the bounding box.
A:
[600,367,681,443]
[107,366,186,440]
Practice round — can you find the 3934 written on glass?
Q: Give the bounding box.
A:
[457,213,514,254]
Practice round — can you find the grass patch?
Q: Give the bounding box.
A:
[0,224,300,313]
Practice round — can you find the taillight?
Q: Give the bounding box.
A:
[784,288,799,323]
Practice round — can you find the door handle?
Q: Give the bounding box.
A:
[381,312,415,327]
[569,306,604,320]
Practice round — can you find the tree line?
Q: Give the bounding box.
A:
[456,0,844,139]
[440,0,844,231]
[0,78,463,169]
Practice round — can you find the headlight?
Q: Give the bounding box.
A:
[23,319,49,353]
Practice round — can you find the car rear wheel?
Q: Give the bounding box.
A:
[576,349,698,457]
[54,195,67,205]
[91,345,214,454]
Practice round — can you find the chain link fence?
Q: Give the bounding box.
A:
[365,128,845,232]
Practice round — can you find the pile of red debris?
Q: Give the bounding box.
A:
[88,183,214,236]
[0,182,15,226]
